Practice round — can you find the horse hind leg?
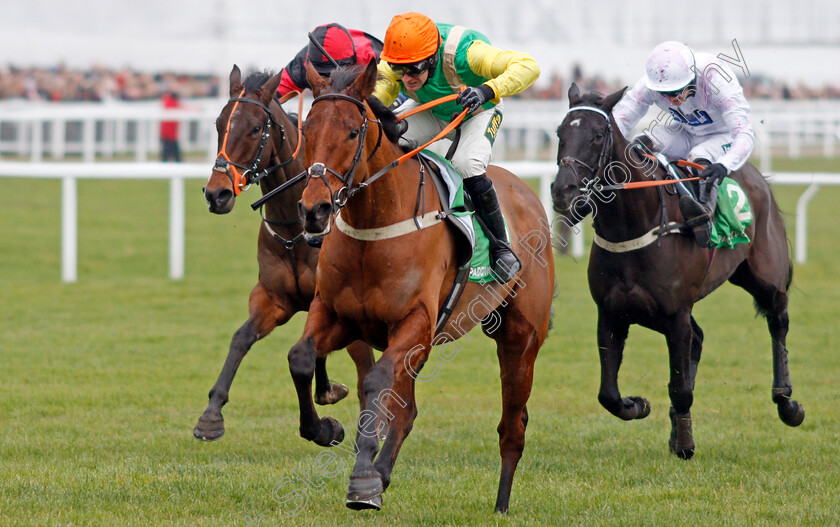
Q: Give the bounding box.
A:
[729,263,805,427]
[489,306,543,513]
[194,285,290,441]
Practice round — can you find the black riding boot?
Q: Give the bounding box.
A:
[464,175,521,283]
[678,158,714,247]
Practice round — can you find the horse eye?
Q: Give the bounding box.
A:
[349,129,360,140]
[596,133,604,139]
[251,126,261,135]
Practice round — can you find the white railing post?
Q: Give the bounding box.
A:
[759,128,772,173]
[83,118,96,163]
[572,225,585,257]
[61,175,78,283]
[51,119,66,159]
[136,120,148,162]
[169,176,185,280]
[539,170,553,219]
[795,183,820,264]
[31,120,43,162]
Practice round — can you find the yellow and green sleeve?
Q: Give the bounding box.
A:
[465,41,540,101]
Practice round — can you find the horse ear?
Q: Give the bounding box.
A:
[259,72,283,106]
[348,60,379,98]
[230,65,243,96]
[568,83,582,106]
[305,61,329,97]
[602,86,628,112]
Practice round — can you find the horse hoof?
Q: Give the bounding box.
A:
[629,396,651,419]
[346,474,384,509]
[345,494,382,511]
[315,383,350,405]
[778,400,805,427]
[668,411,694,459]
[313,416,345,447]
[671,444,695,460]
[193,411,225,441]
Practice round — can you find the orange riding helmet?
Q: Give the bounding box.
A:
[380,12,441,64]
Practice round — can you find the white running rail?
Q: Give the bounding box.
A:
[0,161,836,282]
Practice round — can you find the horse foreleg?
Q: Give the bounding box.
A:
[346,307,431,511]
[665,311,696,459]
[313,355,350,406]
[667,315,704,455]
[288,296,354,448]
[314,341,376,407]
[596,311,650,420]
[194,283,290,441]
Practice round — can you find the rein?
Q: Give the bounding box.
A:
[307,92,466,212]
[214,89,305,196]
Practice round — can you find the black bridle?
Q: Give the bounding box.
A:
[556,104,676,246]
[214,95,299,194]
[557,105,614,183]
[306,93,383,211]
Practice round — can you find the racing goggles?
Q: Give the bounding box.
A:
[388,59,434,77]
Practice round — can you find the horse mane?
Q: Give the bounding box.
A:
[243,70,276,92]
[325,64,368,93]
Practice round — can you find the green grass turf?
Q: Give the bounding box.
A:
[0,158,838,525]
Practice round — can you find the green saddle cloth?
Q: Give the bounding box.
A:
[419,150,498,283]
[709,177,753,249]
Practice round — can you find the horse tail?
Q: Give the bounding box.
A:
[547,283,558,333]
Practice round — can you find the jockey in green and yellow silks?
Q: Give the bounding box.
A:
[372,12,540,283]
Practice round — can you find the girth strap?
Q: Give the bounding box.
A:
[593,222,685,253]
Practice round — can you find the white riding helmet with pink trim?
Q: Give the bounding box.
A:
[644,41,696,92]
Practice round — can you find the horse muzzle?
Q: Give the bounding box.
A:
[550,177,580,215]
[298,200,333,236]
[204,184,235,215]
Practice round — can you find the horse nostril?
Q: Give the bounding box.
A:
[315,202,332,220]
[297,201,306,220]
[216,188,233,205]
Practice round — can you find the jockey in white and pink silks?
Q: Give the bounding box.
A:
[612,41,755,247]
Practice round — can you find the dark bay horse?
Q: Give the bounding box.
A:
[288,60,554,512]
[551,84,804,459]
[194,65,375,442]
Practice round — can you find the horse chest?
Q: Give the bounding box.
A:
[320,260,425,323]
[590,264,662,316]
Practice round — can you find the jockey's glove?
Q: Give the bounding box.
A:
[457,85,495,113]
[699,163,728,185]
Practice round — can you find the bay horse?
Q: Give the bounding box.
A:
[551,83,804,459]
[194,65,375,442]
[287,60,554,513]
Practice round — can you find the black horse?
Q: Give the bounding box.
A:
[551,84,804,458]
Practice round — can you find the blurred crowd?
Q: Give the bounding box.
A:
[0,64,219,102]
[1,63,839,102]
[518,64,840,100]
